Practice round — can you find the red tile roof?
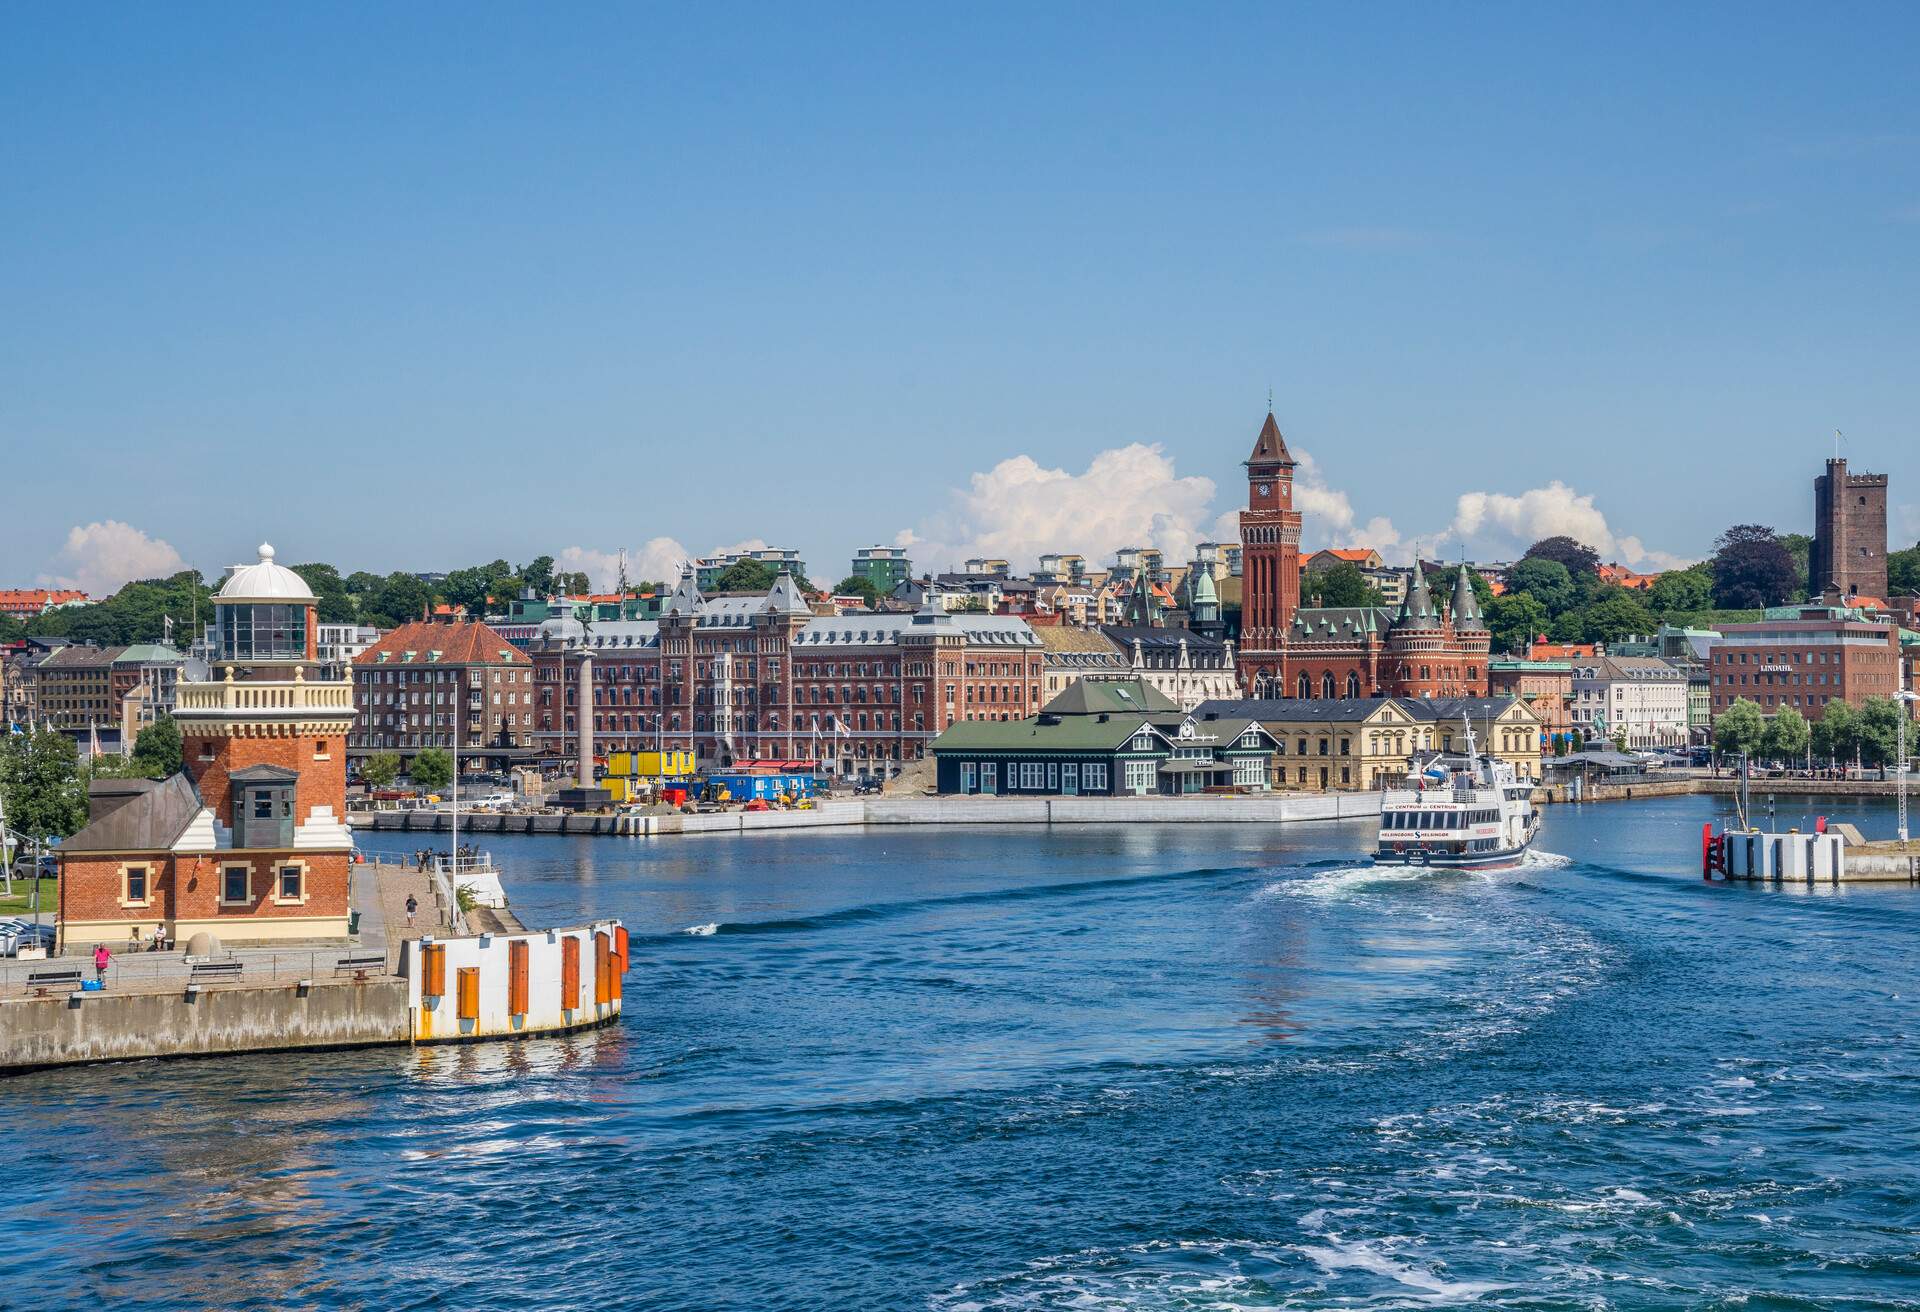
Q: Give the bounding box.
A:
[353,619,530,666]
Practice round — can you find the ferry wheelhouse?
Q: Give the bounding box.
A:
[1374,722,1540,870]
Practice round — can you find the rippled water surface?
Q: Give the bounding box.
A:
[8,795,1920,1310]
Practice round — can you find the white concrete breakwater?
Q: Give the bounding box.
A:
[354,792,1384,838]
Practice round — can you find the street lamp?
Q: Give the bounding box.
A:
[1897,690,1919,844]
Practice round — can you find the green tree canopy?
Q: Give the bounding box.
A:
[1710,524,1797,610]
[1811,698,1859,764]
[1647,565,1712,616]
[359,752,400,789]
[1713,698,1766,761]
[832,574,883,609]
[1429,565,1494,613]
[1486,592,1547,655]
[1855,696,1905,768]
[520,555,557,596]
[444,560,517,617]
[130,713,183,778]
[27,570,215,646]
[291,563,358,623]
[712,559,813,594]
[0,730,88,838]
[1762,705,1809,763]
[1521,536,1601,579]
[1778,532,1812,602]
[1577,589,1658,646]
[1304,561,1381,608]
[358,573,436,628]
[1890,544,1920,596]
[1506,557,1577,616]
[410,748,453,792]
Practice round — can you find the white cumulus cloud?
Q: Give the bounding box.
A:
[555,536,694,592]
[1294,449,1406,560]
[899,443,1218,573]
[1445,481,1693,570]
[37,521,186,597]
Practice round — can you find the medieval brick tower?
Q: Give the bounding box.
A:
[1236,411,1303,696]
[1811,457,1888,601]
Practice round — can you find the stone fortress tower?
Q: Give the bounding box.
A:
[1811,457,1888,601]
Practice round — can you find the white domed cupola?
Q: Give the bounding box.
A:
[216,542,318,662]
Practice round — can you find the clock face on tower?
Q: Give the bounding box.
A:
[1256,483,1270,496]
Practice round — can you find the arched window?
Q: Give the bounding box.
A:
[1345,672,1360,698]
[1298,672,1312,699]
[1322,672,1336,698]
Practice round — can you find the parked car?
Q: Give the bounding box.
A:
[0,919,57,957]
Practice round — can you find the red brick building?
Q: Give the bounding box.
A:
[1709,605,1910,718]
[1232,410,1489,702]
[529,572,1044,780]
[58,545,357,949]
[350,618,534,773]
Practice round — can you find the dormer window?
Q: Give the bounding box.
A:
[230,764,298,848]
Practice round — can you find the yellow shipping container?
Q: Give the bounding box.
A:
[607,749,696,779]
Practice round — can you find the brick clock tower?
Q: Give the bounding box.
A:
[1236,411,1302,697]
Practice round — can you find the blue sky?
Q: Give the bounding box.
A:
[5,4,1918,593]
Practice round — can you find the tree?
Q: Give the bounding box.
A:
[1811,698,1859,765]
[520,555,557,596]
[832,574,883,609]
[291,563,358,623]
[1304,561,1381,608]
[0,729,88,838]
[1578,589,1658,646]
[1890,544,1920,596]
[712,559,813,594]
[1548,610,1587,643]
[87,752,161,781]
[1648,565,1712,617]
[1522,536,1601,579]
[130,713,182,778]
[360,753,400,789]
[410,748,453,792]
[1506,557,1577,616]
[1762,705,1808,764]
[1779,532,1812,601]
[553,570,592,595]
[1855,696,1904,768]
[444,560,515,617]
[359,572,435,627]
[1486,592,1547,656]
[1570,728,1586,753]
[1710,524,1797,610]
[1713,698,1766,761]
[27,570,216,646]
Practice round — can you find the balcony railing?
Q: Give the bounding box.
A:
[175,678,355,715]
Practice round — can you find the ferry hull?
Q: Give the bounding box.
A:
[1372,843,1531,871]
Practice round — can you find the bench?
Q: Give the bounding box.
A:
[25,968,84,996]
[333,952,389,980]
[186,960,244,984]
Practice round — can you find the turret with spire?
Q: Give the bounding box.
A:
[1394,559,1437,628]
[1451,564,1485,631]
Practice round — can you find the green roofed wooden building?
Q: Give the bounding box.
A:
[930,677,1278,796]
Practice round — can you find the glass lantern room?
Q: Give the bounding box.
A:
[218,603,308,661]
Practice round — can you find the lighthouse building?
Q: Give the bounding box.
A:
[58,545,358,949]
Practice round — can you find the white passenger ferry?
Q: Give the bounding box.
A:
[1373,721,1540,870]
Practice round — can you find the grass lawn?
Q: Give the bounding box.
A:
[0,877,57,918]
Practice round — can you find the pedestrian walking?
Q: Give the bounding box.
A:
[405,894,418,928]
[92,943,112,985]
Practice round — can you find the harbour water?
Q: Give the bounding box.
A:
[6,794,1920,1309]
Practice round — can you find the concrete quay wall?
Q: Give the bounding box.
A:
[353,792,1383,839]
[0,979,410,1072]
